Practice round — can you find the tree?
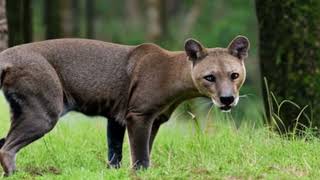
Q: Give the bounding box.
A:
[255,0,320,132]
[6,0,32,46]
[86,0,95,38]
[44,0,62,39]
[125,0,142,28]
[0,0,7,51]
[146,0,167,42]
[61,0,73,37]
[180,0,203,39]
[72,0,80,37]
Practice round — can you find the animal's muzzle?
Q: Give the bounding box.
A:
[219,96,235,106]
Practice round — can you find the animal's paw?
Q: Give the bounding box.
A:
[107,161,121,169]
[132,160,149,170]
[0,150,16,177]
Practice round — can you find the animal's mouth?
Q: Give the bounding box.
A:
[211,97,236,112]
[220,105,232,112]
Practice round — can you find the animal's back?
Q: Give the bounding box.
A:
[0,39,135,119]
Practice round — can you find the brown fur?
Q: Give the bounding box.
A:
[0,36,249,176]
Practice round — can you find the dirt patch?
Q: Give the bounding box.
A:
[224,176,257,180]
[268,165,308,177]
[224,176,244,180]
[24,165,62,176]
[94,150,106,163]
[191,167,211,175]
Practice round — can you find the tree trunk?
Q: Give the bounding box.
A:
[72,0,80,36]
[146,0,167,42]
[125,0,142,28]
[167,0,182,17]
[180,0,203,38]
[86,0,94,38]
[7,0,32,46]
[159,0,168,40]
[61,0,73,37]
[0,0,7,51]
[255,0,320,133]
[23,0,32,43]
[44,0,61,39]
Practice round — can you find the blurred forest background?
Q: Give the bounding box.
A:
[0,0,319,134]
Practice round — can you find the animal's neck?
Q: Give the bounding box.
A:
[168,52,202,101]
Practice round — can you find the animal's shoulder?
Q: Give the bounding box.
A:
[132,43,167,56]
[127,43,169,76]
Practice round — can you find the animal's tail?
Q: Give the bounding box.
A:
[0,67,4,89]
[0,68,2,89]
[0,65,9,89]
[0,66,6,148]
[0,138,5,149]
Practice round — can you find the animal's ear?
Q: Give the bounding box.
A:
[184,38,207,62]
[228,35,250,59]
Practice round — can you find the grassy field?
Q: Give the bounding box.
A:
[0,94,320,179]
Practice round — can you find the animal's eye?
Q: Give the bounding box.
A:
[204,75,216,82]
[231,73,239,80]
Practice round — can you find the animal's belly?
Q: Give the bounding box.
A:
[63,93,128,121]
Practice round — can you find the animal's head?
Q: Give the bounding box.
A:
[185,36,250,112]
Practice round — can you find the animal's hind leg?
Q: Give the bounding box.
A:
[0,60,63,176]
[0,117,54,176]
[0,94,62,176]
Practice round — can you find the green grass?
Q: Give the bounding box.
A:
[1,94,320,179]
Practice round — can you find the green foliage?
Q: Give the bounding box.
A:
[6,0,32,46]
[1,99,320,179]
[31,0,258,51]
[190,0,256,49]
[256,0,320,131]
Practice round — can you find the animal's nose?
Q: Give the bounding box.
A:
[220,96,235,106]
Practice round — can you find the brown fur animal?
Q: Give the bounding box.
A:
[0,36,249,176]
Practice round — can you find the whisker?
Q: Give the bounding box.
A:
[194,99,213,107]
[239,93,255,98]
[203,104,215,132]
[199,101,213,106]
[238,93,257,100]
[205,104,214,122]
[239,95,249,99]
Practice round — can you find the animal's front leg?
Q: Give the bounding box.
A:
[149,115,169,154]
[107,119,126,168]
[126,112,154,169]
